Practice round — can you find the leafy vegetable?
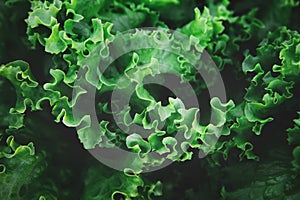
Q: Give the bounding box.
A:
[0,0,300,199]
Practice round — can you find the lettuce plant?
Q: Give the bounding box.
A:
[0,0,300,199]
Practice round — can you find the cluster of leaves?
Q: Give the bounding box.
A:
[1,0,300,199]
